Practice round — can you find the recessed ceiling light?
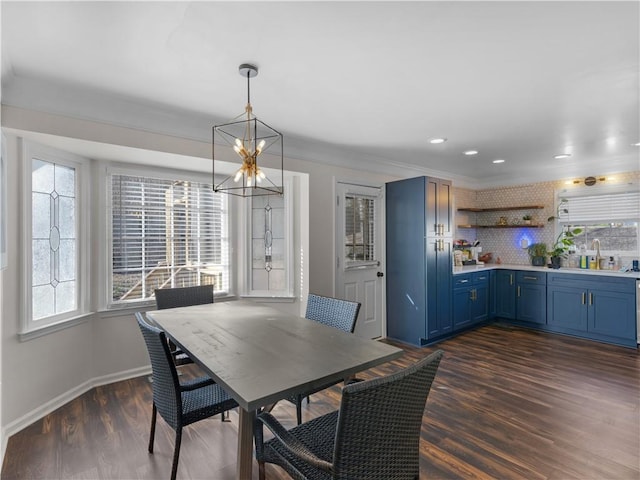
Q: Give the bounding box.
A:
[429,138,447,144]
[463,150,478,155]
[554,153,571,159]
[492,159,505,164]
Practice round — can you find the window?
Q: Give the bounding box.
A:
[21,141,89,334]
[344,194,376,264]
[555,185,639,254]
[108,172,229,306]
[246,179,293,297]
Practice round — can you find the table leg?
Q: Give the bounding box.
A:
[237,407,255,480]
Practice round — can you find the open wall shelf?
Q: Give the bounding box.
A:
[457,224,545,229]
[457,205,544,213]
[456,205,546,228]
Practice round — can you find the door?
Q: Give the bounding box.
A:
[335,182,384,339]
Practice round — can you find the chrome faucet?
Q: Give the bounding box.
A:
[591,239,601,270]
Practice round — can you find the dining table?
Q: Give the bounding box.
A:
[146,299,404,480]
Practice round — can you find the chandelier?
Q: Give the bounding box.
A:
[212,64,284,197]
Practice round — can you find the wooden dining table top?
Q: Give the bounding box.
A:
[146,299,404,412]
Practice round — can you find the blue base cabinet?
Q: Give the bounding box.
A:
[547,273,636,347]
[515,271,546,324]
[494,270,516,319]
[453,272,489,331]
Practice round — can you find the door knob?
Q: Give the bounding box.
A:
[377,272,384,277]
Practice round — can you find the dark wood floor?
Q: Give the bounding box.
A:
[2,324,639,480]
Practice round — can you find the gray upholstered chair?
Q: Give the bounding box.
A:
[154,285,214,366]
[136,312,237,480]
[254,349,444,480]
[289,294,361,425]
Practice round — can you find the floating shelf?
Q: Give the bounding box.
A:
[457,205,544,212]
[458,224,545,229]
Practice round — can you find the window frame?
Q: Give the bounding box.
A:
[554,183,640,256]
[104,164,233,310]
[20,139,91,337]
[241,176,294,298]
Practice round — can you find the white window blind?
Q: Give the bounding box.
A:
[110,174,229,304]
[558,190,640,223]
[344,194,376,263]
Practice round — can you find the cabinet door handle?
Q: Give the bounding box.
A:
[581,292,586,305]
[523,276,537,281]
[517,286,521,297]
[589,292,594,305]
[509,274,513,286]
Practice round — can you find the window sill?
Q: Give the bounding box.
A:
[239,295,297,303]
[19,312,94,342]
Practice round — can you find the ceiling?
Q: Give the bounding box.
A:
[2,1,639,188]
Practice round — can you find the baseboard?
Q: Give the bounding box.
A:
[1,365,151,463]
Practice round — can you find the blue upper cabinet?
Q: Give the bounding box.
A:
[426,177,452,237]
[386,176,452,346]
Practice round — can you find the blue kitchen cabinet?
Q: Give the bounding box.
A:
[453,274,473,330]
[386,176,452,346]
[453,272,489,330]
[494,269,516,319]
[516,271,546,324]
[426,237,453,338]
[489,270,496,318]
[471,272,490,323]
[547,285,588,331]
[547,273,636,346]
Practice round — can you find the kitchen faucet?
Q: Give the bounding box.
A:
[591,239,601,270]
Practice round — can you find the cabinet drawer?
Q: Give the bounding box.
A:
[473,272,490,285]
[516,271,546,285]
[453,274,473,289]
[547,272,635,294]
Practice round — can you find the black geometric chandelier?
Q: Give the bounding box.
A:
[212,64,284,197]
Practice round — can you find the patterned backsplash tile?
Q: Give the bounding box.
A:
[453,171,640,266]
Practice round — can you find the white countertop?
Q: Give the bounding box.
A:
[453,263,640,279]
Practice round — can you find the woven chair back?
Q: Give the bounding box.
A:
[332,349,444,479]
[305,294,361,333]
[154,285,214,310]
[136,312,182,430]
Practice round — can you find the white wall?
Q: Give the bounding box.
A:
[0,106,402,450]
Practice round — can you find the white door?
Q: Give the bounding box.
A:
[335,182,384,339]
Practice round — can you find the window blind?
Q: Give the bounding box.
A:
[110,174,229,303]
[558,191,640,223]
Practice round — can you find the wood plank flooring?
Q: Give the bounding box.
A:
[2,324,639,479]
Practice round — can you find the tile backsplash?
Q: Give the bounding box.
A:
[453,171,640,266]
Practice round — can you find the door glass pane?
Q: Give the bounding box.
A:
[345,194,376,262]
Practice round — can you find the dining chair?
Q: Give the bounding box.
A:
[254,349,444,480]
[154,285,214,366]
[135,312,238,480]
[288,294,361,425]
